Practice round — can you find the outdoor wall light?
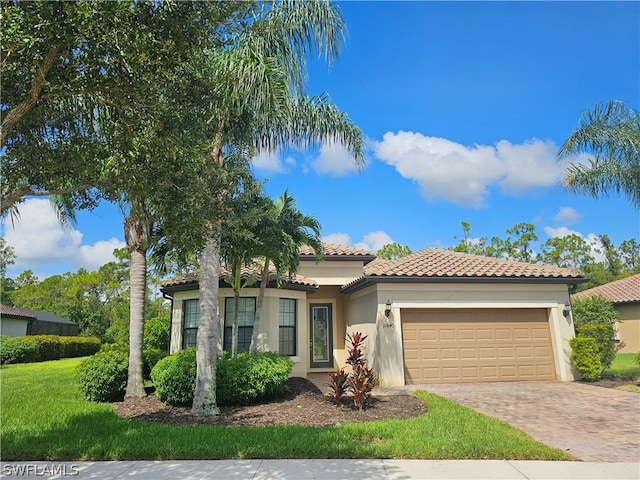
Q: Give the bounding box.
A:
[562,301,571,318]
[384,299,392,318]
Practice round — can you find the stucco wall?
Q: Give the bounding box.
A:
[298,260,364,286]
[0,317,30,337]
[616,303,640,353]
[168,287,309,377]
[342,282,577,386]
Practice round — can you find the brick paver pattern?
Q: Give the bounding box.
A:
[375,381,640,462]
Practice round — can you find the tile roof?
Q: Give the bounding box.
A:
[299,243,376,261]
[571,274,640,304]
[0,305,37,320]
[162,264,317,289]
[342,248,584,292]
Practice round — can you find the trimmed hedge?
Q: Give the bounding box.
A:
[0,335,100,365]
[150,350,293,406]
[217,351,293,405]
[76,350,129,402]
[570,336,602,381]
[151,347,197,405]
[575,323,617,373]
[143,316,170,351]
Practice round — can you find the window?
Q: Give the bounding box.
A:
[224,297,256,352]
[182,299,199,349]
[279,298,297,356]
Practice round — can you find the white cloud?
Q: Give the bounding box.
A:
[553,206,581,224]
[322,232,352,246]
[3,198,125,273]
[372,131,564,207]
[543,226,580,238]
[252,150,287,172]
[354,231,395,252]
[311,142,360,176]
[323,230,395,253]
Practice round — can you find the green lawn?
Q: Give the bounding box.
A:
[604,353,640,378]
[0,358,571,461]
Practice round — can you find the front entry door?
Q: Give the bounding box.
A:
[310,303,333,368]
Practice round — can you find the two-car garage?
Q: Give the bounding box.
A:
[401,308,557,384]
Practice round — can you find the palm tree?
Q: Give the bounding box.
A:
[191,1,364,416]
[558,100,640,208]
[249,191,322,353]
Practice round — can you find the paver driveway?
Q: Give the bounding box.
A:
[376,381,640,462]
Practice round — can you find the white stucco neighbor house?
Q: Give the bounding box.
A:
[161,244,586,386]
[572,274,640,354]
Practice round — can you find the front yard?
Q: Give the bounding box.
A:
[0,358,570,461]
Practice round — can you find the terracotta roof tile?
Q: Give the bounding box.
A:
[362,248,584,279]
[0,305,37,320]
[162,264,317,289]
[299,243,375,258]
[571,274,640,304]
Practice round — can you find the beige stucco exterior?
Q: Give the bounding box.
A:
[165,255,579,386]
[342,282,577,386]
[616,303,640,353]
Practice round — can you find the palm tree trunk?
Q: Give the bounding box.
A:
[191,225,222,416]
[124,204,152,399]
[249,260,269,353]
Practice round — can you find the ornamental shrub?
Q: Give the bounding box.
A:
[143,316,170,351]
[569,336,602,381]
[216,351,293,405]
[576,322,617,373]
[572,295,619,328]
[143,348,168,379]
[0,336,39,365]
[151,347,197,405]
[76,350,129,402]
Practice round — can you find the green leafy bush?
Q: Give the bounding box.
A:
[576,323,617,372]
[151,347,197,405]
[150,349,293,406]
[143,348,168,379]
[0,336,39,364]
[143,316,170,351]
[76,350,129,402]
[216,351,293,406]
[570,336,602,381]
[572,295,619,327]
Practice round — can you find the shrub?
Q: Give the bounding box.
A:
[143,316,170,351]
[151,347,197,405]
[216,351,293,406]
[572,296,619,328]
[576,323,617,372]
[143,348,168,379]
[344,331,379,410]
[76,350,129,402]
[328,369,349,406]
[0,336,39,365]
[570,336,602,381]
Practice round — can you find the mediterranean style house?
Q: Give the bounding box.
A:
[161,244,585,386]
[572,274,640,354]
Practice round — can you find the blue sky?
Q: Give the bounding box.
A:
[4,1,639,279]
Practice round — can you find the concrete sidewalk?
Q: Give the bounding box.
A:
[1,460,638,480]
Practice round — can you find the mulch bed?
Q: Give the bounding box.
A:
[113,377,428,427]
[581,376,640,390]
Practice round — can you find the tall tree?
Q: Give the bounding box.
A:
[558,100,640,208]
[377,242,413,260]
[452,221,486,256]
[190,1,364,416]
[540,234,594,269]
[249,191,323,353]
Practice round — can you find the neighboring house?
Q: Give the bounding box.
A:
[0,305,37,337]
[572,274,640,353]
[161,244,585,386]
[0,305,79,337]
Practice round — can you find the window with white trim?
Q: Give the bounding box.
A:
[182,299,199,349]
[279,298,297,356]
[223,297,255,352]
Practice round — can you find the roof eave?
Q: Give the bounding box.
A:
[161,280,318,295]
[341,275,587,294]
[300,254,377,265]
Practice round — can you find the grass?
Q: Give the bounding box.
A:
[0,358,571,461]
[604,353,640,379]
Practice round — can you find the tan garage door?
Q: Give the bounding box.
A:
[402,308,556,383]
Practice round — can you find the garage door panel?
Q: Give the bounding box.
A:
[402,308,556,384]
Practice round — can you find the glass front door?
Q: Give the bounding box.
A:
[310,304,333,368]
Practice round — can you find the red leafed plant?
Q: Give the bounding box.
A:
[328,331,379,410]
